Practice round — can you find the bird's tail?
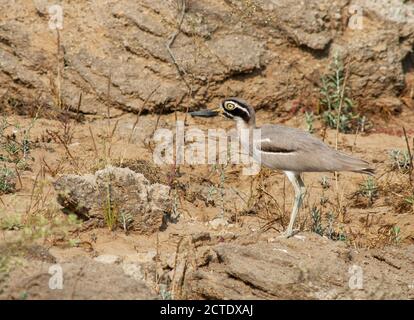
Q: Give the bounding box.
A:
[333,151,375,176]
[356,167,375,176]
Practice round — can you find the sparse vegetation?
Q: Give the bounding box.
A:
[389,225,401,245]
[305,111,315,134]
[310,206,323,236]
[405,194,414,209]
[319,53,368,133]
[0,168,16,194]
[119,211,134,234]
[389,149,412,172]
[0,212,81,250]
[0,214,22,231]
[310,206,346,241]
[356,177,378,206]
[320,176,330,190]
[103,180,119,231]
[0,255,10,294]
[0,117,35,170]
[210,157,231,219]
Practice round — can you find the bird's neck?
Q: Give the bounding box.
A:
[236,118,256,133]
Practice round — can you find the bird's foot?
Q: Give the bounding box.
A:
[277,229,299,239]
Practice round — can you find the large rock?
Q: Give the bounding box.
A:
[53,166,171,233]
[184,233,414,299]
[3,255,158,300]
[0,0,413,113]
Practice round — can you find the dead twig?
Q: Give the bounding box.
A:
[166,0,188,80]
[14,165,23,190]
[76,92,83,121]
[88,125,99,159]
[258,184,285,219]
[335,58,352,150]
[25,169,41,218]
[46,129,80,171]
[166,0,193,118]
[402,126,413,186]
[128,86,159,144]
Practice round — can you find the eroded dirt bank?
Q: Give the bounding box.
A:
[1,0,414,299]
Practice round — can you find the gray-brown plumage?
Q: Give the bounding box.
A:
[257,124,374,175]
[190,97,374,237]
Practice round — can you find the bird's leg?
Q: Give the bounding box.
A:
[283,171,306,238]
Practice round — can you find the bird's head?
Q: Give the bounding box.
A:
[218,98,255,125]
[189,97,256,127]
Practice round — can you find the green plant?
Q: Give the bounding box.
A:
[0,116,36,169]
[388,149,412,172]
[325,211,346,241]
[0,211,81,255]
[206,185,218,205]
[159,283,172,300]
[21,214,80,243]
[102,174,119,231]
[325,211,335,239]
[319,53,365,133]
[334,227,347,242]
[118,211,134,233]
[68,238,80,247]
[310,206,347,241]
[305,111,315,133]
[0,214,23,231]
[320,176,330,190]
[320,195,329,206]
[0,167,16,194]
[405,194,414,206]
[0,255,10,293]
[310,206,324,236]
[103,193,118,231]
[389,226,401,245]
[19,292,28,300]
[358,177,378,205]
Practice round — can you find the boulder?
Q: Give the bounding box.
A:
[53,166,171,233]
[4,255,158,300]
[184,233,414,299]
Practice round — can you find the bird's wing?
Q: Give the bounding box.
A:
[256,139,296,154]
[255,124,323,153]
[254,124,372,173]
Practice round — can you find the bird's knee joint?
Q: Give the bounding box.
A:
[295,192,305,202]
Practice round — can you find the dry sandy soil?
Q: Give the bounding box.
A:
[0,106,413,299]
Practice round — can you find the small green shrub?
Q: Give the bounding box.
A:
[0,167,16,194]
[388,149,412,173]
[319,53,368,133]
[310,206,324,236]
[358,177,378,205]
[305,111,315,133]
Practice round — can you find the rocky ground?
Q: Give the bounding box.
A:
[1,0,414,300]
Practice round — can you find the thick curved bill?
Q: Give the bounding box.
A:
[189,109,220,117]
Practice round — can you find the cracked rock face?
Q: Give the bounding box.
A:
[5,255,158,300]
[184,234,414,299]
[53,166,171,234]
[1,0,413,114]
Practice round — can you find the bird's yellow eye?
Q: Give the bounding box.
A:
[225,102,236,110]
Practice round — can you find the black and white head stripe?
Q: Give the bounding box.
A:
[221,98,251,122]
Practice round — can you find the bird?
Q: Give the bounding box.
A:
[190,97,374,237]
